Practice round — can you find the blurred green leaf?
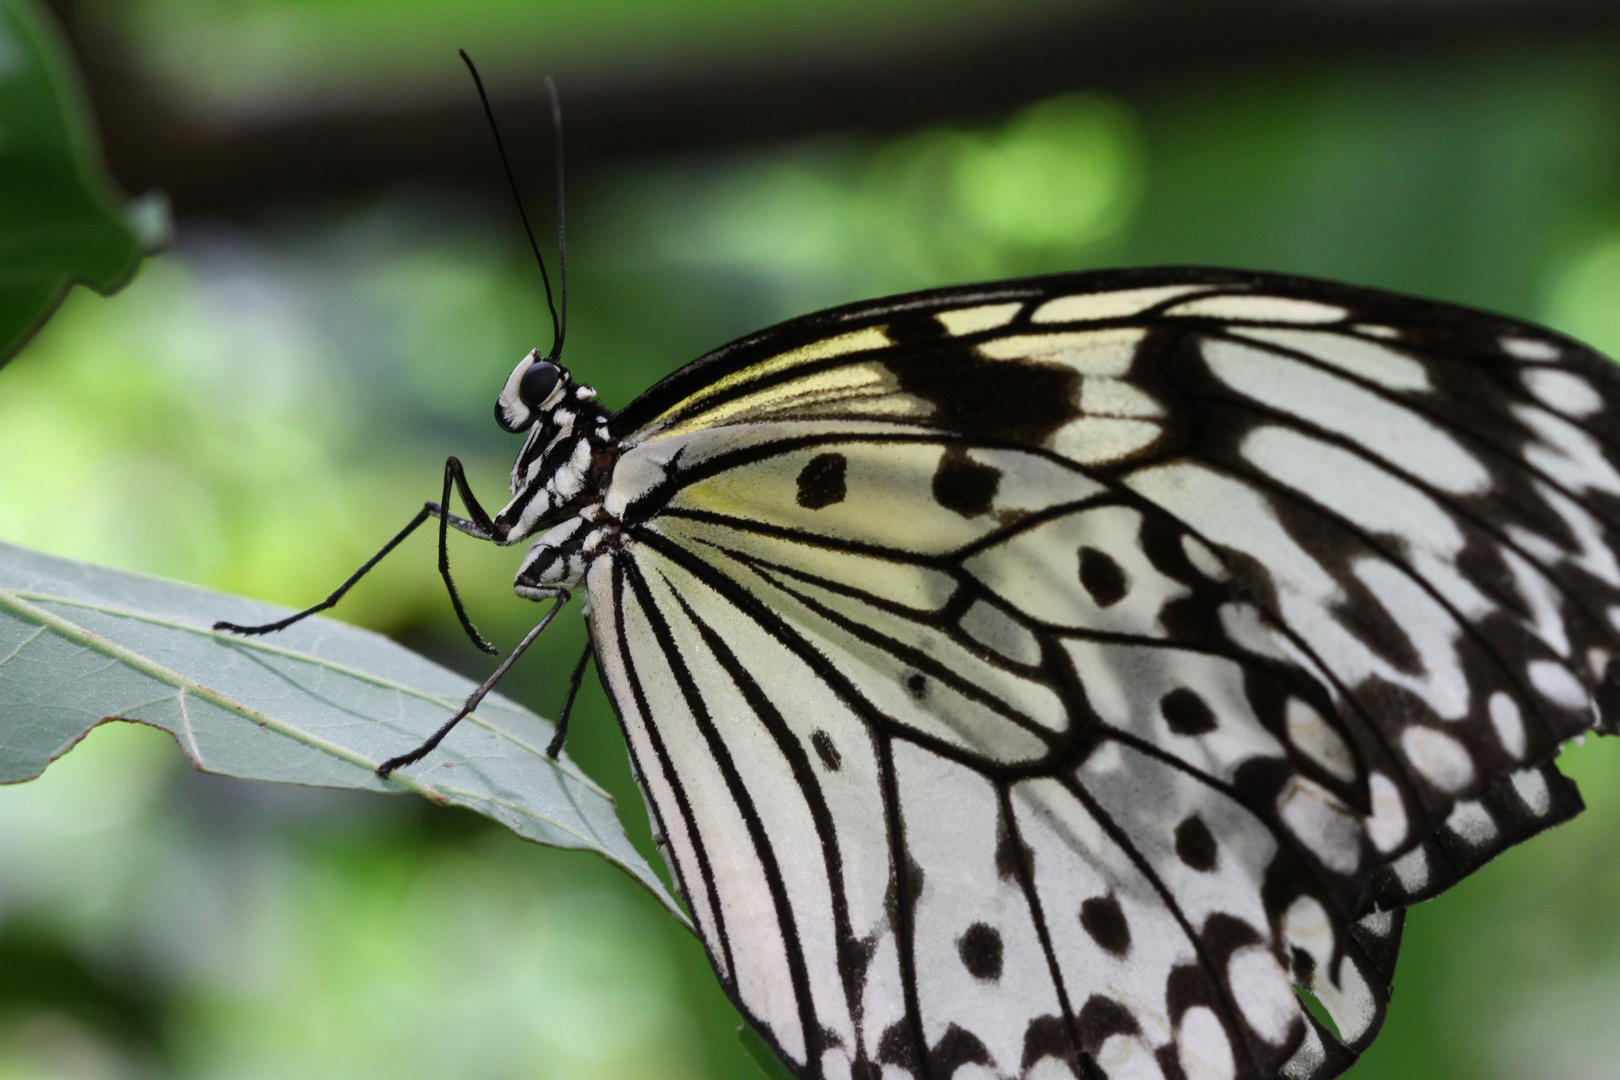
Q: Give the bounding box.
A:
[0,539,683,921]
[0,0,154,368]
[738,1024,797,1080]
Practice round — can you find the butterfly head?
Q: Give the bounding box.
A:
[495,349,583,433]
[488,347,616,546]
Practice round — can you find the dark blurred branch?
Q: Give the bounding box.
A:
[41,0,1620,215]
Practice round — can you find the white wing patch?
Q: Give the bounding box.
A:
[1523,367,1604,416]
[978,328,1147,371]
[1031,284,1216,324]
[1162,295,1348,324]
[938,302,1023,336]
[1227,328,1431,392]
[1499,334,1561,361]
[1202,338,1491,495]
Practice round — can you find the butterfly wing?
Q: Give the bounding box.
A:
[589,268,1620,1080]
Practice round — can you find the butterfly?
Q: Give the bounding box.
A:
[543,266,1620,1080]
[222,261,1620,1080]
[211,60,1620,1080]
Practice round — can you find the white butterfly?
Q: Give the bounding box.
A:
[224,266,1620,1080]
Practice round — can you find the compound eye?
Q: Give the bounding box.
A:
[518,361,561,409]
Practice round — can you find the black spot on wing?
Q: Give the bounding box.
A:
[1201,911,1264,955]
[877,1021,920,1072]
[1021,1014,1083,1074]
[1078,546,1129,606]
[1290,946,1316,986]
[885,308,953,344]
[956,922,1004,981]
[850,1060,883,1080]
[1161,687,1218,735]
[886,336,1083,446]
[1079,895,1131,956]
[1165,961,1221,1024]
[796,452,847,509]
[904,671,928,699]
[995,802,1035,882]
[838,933,879,1034]
[1175,815,1219,871]
[931,1025,993,1077]
[932,446,1001,517]
[1077,995,1140,1057]
[810,729,842,771]
[1156,1043,1191,1080]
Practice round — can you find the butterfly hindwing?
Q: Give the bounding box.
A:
[599,437,1394,1078]
[586,268,1620,1080]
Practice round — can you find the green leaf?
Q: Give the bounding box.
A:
[0,539,684,921]
[739,1024,799,1080]
[0,0,156,367]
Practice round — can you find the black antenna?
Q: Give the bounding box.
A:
[545,75,567,359]
[459,50,565,361]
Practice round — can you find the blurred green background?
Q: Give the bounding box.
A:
[5,1,1620,1078]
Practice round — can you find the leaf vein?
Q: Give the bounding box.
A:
[0,624,46,669]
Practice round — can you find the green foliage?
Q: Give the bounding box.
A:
[613,91,1143,325]
[0,539,680,917]
[0,0,153,368]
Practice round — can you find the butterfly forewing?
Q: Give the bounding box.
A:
[586,268,1620,1080]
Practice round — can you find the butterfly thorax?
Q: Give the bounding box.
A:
[489,353,620,597]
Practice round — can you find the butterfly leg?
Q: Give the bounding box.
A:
[434,456,501,653]
[545,640,593,758]
[377,589,571,777]
[214,457,500,653]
